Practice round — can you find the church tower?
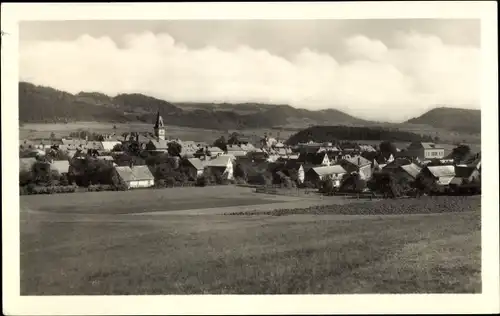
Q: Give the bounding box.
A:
[154,110,166,140]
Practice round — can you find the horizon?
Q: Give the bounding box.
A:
[20,19,480,123]
[19,80,480,124]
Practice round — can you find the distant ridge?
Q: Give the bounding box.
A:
[405,107,481,134]
[19,82,480,136]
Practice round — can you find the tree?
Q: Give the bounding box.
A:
[228,132,240,145]
[113,125,117,130]
[50,132,56,140]
[450,144,471,163]
[379,141,398,158]
[167,142,182,157]
[213,136,228,152]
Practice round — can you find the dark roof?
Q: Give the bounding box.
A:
[298,152,327,165]
[455,166,476,178]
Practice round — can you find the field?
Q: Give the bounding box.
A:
[19,122,297,144]
[19,122,480,150]
[20,186,481,295]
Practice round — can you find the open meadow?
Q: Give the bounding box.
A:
[20,186,481,295]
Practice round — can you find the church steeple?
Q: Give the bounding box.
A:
[154,108,165,140]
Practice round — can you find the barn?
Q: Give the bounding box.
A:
[114,165,155,189]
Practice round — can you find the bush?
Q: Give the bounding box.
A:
[196,176,208,187]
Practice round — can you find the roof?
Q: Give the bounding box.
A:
[115,165,155,182]
[20,157,37,172]
[359,145,377,152]
[148,139,169,150]
[436,176,455,186]
[96,156,114,161]
[50,160,70,174]
[227,145,244,151]
[187,158,205,170]
[421,142,444,150]
[208,146,224,153]
[311,165,347,177]
[298,152,328,165]
[450,177,464,185]
[101,141,122,151]
[427,165,456,178]
[455,166,477,178]
[207,155,232,168]
[400,163,422,179]
[344,156,371,168]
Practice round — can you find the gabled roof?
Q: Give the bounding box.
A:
[421,142,444,150]
[454,166,477,178]
[311,165,347,177]
[400,163,422,179]
[20,157,37,172]
[343,156,371,168]
[115,165,155,182]
[186,158,205,170]
[426,165,455,178]
[50,160,70,174]
[207,155,232,167]
[359,145,377,152]
[207,146,224,153]
[100,141,122,151]
[148,139,169,150]
[298,152,328,165]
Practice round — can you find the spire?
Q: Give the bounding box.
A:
[154,108,164,129]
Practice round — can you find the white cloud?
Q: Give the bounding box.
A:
[19,31,480,122]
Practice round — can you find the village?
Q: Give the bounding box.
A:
[19,110,481,198]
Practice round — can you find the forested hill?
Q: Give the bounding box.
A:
[285,125,434,145]
[405,107,481,134]
[18,82,371,130]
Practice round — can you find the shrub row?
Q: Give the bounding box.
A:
[20,185,78,195]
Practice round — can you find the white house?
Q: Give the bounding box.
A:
[114,165,155,189]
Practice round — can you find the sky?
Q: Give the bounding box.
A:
[19,19,480,122]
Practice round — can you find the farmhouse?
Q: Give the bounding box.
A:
[146,139,169,152]
[421,165,456,186]
[298,152,330,166]
[306,165,347,187]
[340,156,373,180]
[226,145,247,157]
[452,166,480,185]
[183,158,205,179]
[404,142,445,160]
[207,146,224,157]
[205,155,234,180]
[114,165,155,189]
[274,159,305,184]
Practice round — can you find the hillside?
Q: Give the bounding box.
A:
[18,82,371,130]
[405,107,481,134]
[286,125,434,145]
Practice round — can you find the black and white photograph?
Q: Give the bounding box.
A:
[2,2,499,315]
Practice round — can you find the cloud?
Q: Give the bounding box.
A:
[19,31,480,122]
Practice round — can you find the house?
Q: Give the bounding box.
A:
[358,144,377,153]
[452,165,481,185]
[240,143,256,152]
[19,157,37,172]
[305,165,347,187]
[101,140,122,152]
[421,165,456,187]
[183,158,205,179]
[226,145,247,157]
[205,155,234,180]
[207,146,224,158]
[382,158,412,172]
[404,142,445,160]
[276,159,305,184]
[50,160,70,175]
[114,165,155,189]
[340,156,373,180]
[297,152,330,166]
[398,163,422,181]
[146,139,170,152]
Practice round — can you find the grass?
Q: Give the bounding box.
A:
[20,190,481,295]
